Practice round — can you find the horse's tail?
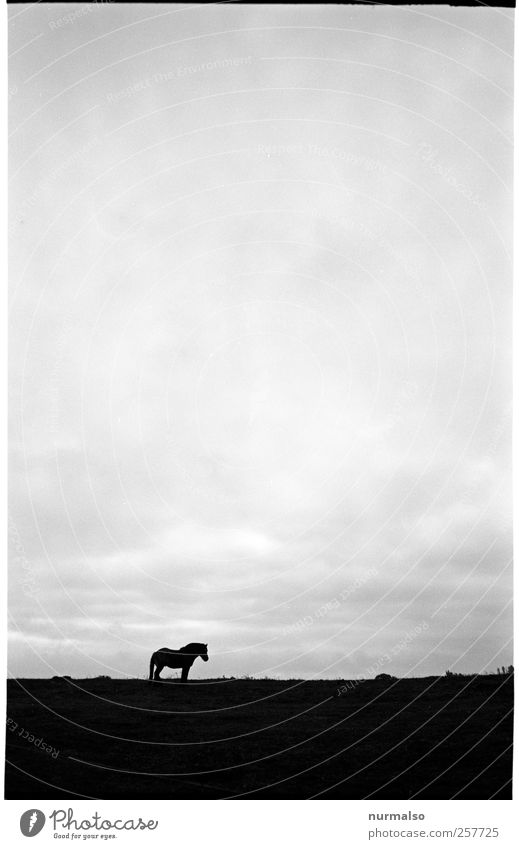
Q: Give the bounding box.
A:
[149,652,156,680]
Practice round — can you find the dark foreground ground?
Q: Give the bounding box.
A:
[5,674,513,800]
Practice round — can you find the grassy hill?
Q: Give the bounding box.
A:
[5,674,513,799]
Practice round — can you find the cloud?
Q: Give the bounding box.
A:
[9,4,512,678]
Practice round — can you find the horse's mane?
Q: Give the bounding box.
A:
[180,642,206,652]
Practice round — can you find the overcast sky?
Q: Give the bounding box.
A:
[9,3,512,679]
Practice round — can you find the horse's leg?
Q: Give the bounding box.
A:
[154,664,164,681]
[181,664,189,683]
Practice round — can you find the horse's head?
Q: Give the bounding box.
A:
[201,644,209,662]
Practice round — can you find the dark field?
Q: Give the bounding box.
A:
[5,675,513,800]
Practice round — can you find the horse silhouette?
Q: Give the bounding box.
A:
[149,643,209,682]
